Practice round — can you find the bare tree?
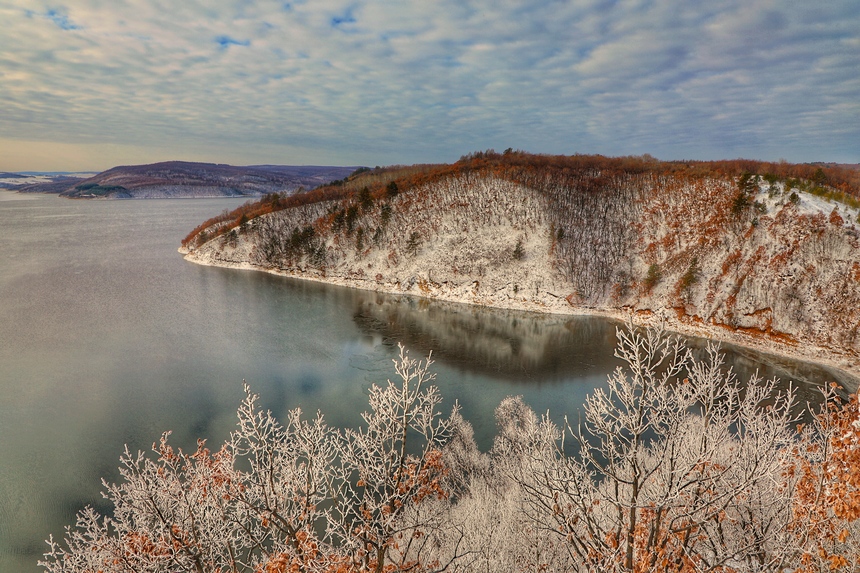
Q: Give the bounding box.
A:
[40,326,860,573]
[500,324,800,572]
[331,346,457,573]
[41,346,456,573]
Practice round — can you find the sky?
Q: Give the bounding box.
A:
[0,0,858,171]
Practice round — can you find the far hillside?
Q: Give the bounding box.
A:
[11,161,360,198]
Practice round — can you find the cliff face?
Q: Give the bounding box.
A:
[182,158,860,376]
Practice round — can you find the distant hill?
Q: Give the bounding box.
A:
[814,162,860,172]
[12,161,360,198]
[8,175,92,193]
[1,172,94,191]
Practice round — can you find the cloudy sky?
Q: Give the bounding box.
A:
[1,0,858,171]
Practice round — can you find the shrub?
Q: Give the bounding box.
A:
[380,203,392,226]
[679,256,700,291]
[358,187,373,211]
[345,205,359,234]
[732,192,751,214]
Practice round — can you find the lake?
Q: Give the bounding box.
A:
[0,190,848,573]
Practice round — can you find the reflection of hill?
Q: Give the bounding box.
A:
[350,290,856,395]
[352,294,622,383]
[215,264,852,395]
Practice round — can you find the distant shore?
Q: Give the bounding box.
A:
[0,188,39,201]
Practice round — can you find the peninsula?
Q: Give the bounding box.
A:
[180,151,860,383]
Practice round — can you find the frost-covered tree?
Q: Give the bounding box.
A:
[411,324,834,573]
[41,326,860,573]
[41,345,456,573]
[505,325,800,572]
[330,347,456,573]
[788,389,860,573]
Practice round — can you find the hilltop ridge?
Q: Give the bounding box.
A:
[181,151,860,380]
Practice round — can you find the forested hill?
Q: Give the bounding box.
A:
[181,151,860,375]
[14,161,359,198]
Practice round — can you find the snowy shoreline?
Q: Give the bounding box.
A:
[181,248,860,391]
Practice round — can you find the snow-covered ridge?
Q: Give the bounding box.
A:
[183,171,860,384]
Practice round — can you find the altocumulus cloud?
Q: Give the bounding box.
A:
[0,0,857,170]
[35,8,81,31]
[216,35,251,48]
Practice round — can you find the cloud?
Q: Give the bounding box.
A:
[27,7,81,30]
[0,0,858,170]
[216,35,251,48]
[330,6,356,27]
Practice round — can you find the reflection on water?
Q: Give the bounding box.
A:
[683,336,855,408]
[352,295,620,383]
[0,190,38,201]
[350,291,852,399]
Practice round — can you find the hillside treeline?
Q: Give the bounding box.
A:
[42,326,860,573]
[181,151,860,250]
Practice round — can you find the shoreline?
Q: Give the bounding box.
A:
[181,249,860,391]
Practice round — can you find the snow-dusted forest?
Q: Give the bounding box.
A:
[41,325,860,573]
[182,152,860,376]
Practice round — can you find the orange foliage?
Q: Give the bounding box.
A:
[791,392,860,573]
[181,186,352,248]
[122,531,170,559]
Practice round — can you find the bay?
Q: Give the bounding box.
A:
[0,191,846,573]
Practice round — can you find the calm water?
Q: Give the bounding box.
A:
[0,191,850,573]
